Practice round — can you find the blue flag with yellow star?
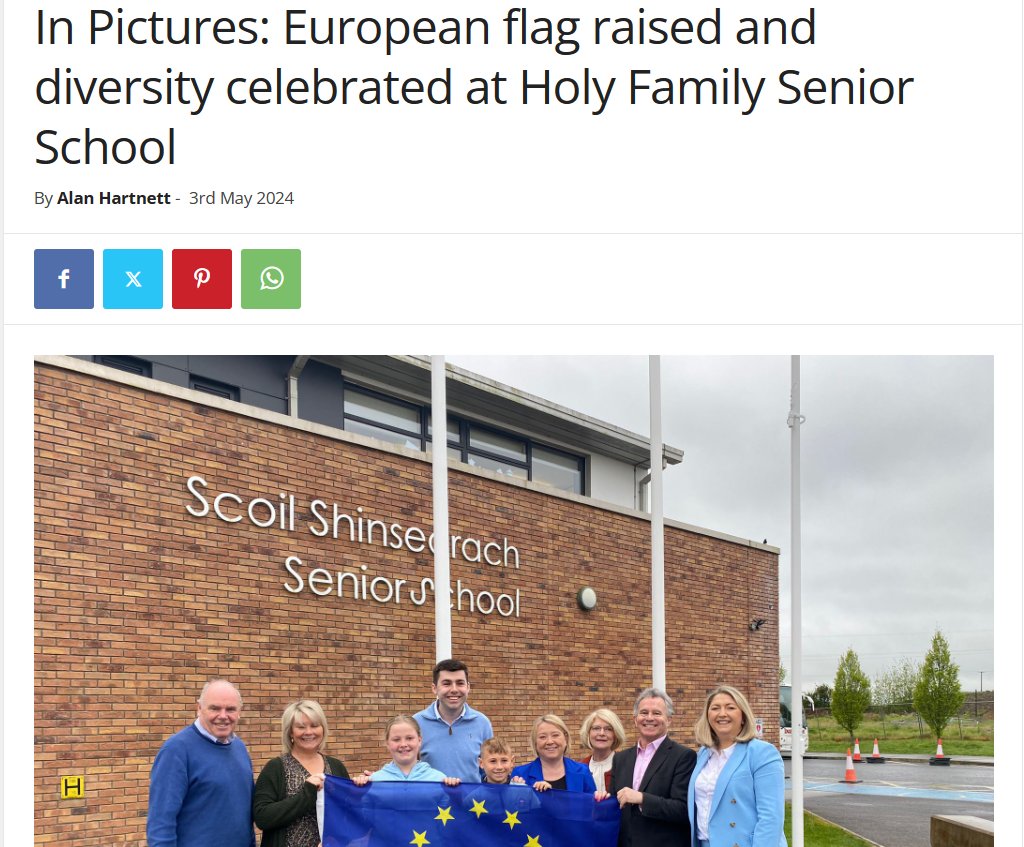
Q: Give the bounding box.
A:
[323,777,620,847]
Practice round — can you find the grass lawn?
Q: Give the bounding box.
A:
[785,803,874,846]
[807,713,994,756]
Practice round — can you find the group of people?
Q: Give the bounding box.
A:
[147,659,786,847]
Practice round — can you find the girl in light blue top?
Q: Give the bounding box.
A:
[353,716,461,786]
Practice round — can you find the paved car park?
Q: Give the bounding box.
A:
[785,757,994,847]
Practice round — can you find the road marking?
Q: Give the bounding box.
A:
[798,782,993,803]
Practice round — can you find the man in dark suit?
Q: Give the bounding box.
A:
[611,687,696,847]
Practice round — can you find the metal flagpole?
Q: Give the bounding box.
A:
[649,356,666,691]
[788,355,805,847]
[431,356,452,661]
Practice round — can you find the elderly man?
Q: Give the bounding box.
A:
[147,679,256,847]
[610,687,696,847]
[413,658,493,782]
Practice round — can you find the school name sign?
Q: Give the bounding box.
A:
[185,475,523,617]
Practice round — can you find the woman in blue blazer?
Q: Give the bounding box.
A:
[687,685,787,847]
[511,714,600,795]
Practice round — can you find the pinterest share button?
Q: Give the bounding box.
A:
[171,249,232,309]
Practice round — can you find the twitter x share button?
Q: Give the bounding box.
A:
[242,250,301,309]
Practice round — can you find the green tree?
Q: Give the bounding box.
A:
[874,657,921,711]
[913,630,965,739]
[810,682,833,710]
[779,663,787,685]
[832,649,872,740]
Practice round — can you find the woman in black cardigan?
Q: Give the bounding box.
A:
[254,700,350,847]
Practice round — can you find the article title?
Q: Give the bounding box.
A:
[31,5,916,165]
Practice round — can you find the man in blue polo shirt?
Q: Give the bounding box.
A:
[147,679,256,847]
[414,659,493,782]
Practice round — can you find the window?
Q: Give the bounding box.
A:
[94,355,152,377]
[448,419,583,494]
[343,385,424,450]
[189,375,239,401]
[341,380,584,494]
[465,452,529,480]
[468,426,527,462]
[532,445,584,494]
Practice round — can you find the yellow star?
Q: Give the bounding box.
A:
[524,837,543,847]
[409,832,430,847]
[503,811,522,830]
[469,799,488,819]
[435,806,454,826]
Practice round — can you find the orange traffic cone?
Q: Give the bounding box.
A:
[852,738,863,762]
[929,738,951,766]
[841,748,862,783]
[866,738,886,763]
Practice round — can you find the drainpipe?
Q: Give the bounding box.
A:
[287,356,310,417]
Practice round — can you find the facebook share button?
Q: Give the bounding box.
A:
[34,249,95,309]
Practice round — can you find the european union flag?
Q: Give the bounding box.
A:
[323,778,621,847]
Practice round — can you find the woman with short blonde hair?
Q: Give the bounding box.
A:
[255,700,349,847]
[512,714,599,795]
[281,699,329,756]
[578,708,627,792]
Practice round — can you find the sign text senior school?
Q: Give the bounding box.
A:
[185,475,523,617]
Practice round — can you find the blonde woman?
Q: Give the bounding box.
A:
[254,700,349,847]
[578,709,627,792]
[511,714,599,794]
[687,685,786,847]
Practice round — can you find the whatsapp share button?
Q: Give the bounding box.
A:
[241,249,301,309]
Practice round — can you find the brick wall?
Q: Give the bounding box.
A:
[34,362,780,845]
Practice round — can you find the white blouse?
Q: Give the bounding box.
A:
[588,753,613,788]
[695,744,736,841]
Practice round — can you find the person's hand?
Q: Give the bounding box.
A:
[510,776,526,784]
[532,781,552,792]
[594,789,610,802]
[352,774,371,787]
[617,787,643,808]
[305,773,325,790]
[442,777,461,786]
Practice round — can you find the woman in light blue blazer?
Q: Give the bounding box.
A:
[687,685,787,847]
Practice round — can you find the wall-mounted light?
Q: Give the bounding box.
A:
[577,587,598,611]
[749,618,766,631]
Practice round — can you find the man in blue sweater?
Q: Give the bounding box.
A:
[414,659,493,782]
[147,679,256,847]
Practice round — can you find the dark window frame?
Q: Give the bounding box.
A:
[189,375,240,401]
[530,442,586,494]
[94,355,152,378]
[342,382,426,450]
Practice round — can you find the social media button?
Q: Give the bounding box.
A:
[241,249,300,309]
[172,249,232,309]
[34,249,94,309]
[103,249,163,309]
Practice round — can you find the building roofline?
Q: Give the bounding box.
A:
[315,355,684,468]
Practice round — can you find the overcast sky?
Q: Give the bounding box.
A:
[449,356,995,695]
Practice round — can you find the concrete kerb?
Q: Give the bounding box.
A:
[805,808,888,847]
[785,752,994,767]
